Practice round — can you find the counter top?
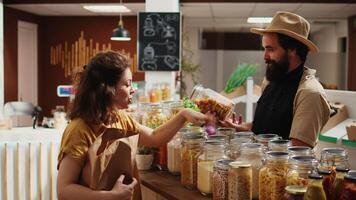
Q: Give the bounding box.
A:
[139,170,211,200]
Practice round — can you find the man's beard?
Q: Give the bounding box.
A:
[265,54,289,82]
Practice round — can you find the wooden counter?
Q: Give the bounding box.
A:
[140,170,211,200]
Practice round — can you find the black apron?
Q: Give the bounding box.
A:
[252,65,304,139]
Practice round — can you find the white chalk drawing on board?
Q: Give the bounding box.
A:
[141,40,178,70]
[142,13,177,40]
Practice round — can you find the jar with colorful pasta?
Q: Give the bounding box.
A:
[197,140,226,196]
[213,159,233,200]
[228,161,252,200]
[190,84,235,121]
[181,132,204,190]
[332,167,349,200]
[304,173,327,200]
[340,170,356,200]
[259,151,289,200]
[287,155,318,188]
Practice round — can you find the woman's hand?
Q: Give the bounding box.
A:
[111,175,137,200]
[181,108,216,126]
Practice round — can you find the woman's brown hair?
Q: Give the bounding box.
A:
[68,51,130,125]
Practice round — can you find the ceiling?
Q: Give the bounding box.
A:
[7,2,356,32]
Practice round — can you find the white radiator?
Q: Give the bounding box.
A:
[0,128,62,200]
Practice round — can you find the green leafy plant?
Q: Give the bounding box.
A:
[224,63,259,94]
[182,97,200,112]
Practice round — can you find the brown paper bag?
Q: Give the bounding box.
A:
[80,128,141,199]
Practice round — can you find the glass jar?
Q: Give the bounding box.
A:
[268,139,291,151]
[163,100,183,120]
[254,134,280,147]
[142,103,169,170]
[287,155,318,188]
[340,171,356,200]
[207,135,228,144]
[238,143,264,199]
[167,128,186,175]
[332,167,349,200]
[217,128,235,142]
[181,132,204,189]
[226,137,252,159]
[161,83,171,101]
[318,169,334,200]
[190,84,235,121]
[283,185,306,200]
[228,161,252,200]
[197,140,226,196]
[288,146,314,157]
[320,148,349,173]
[213,159,233,200]
[304,174,327,200]
[259,151,289,200]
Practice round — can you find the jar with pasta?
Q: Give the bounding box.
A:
[288,146,314,157]
[181,132,204,189]
[197,140,226,196]
[287,155,318,188]
[228,161,252,200]
[259,151,289,200]
[238,143,264,199]
[304,173,327,200]
[254,134,280,147]
[268,139,291,151]
[190,84,235,121]
[142,103,169,170]
[318,169,334,200]
[332,167,349,200]
[213,159,233,200]
[167,128,186,175]
[226,137,251,159]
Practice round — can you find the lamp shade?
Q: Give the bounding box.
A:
[111,26,131,41]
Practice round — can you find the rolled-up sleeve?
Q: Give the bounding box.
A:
[289,89,330,147]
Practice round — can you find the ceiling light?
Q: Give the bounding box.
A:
[247,17,273,24]
[110,0,131,41]
[83,4,131,13]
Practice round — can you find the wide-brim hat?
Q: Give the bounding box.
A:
[250,11,318,53]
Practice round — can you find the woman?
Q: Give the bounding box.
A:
[57,51,213,200]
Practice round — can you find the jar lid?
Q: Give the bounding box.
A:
[229,161,251,168]
[308,173,323,179]
[255,134,279,142]
[289,155,318,165]
[321,147,347,156]
[207,135,227,142]
[266,151,289,159]
[336,167,350,172]
[288,146,312,152]
[285,185,307,194]
[269,139,290,145]
[241,143,263,149]
[182,133,204,140]
[217,127,235,133]
[214,159,234,170]
[346,170,356,179]
[344,173,356,181]
[318,169,332,175]
[234,131,254,138]
[230,137,251,145]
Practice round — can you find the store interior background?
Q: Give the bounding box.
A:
[3,0,356,119]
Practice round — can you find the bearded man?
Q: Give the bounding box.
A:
[222,11,330,147]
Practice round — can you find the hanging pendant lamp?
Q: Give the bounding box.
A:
[111,0,131,41]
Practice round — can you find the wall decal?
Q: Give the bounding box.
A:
[50,31,137,77]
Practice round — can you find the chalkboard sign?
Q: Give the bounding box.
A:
[138,12,181,71]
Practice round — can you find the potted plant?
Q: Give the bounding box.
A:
[135,146,156,170]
